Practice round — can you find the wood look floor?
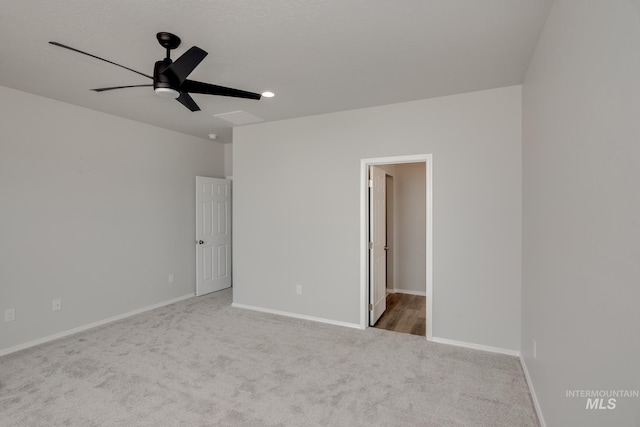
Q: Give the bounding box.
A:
[373,292,426,336]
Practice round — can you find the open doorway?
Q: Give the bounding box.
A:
[360,154,433,340]
[375,164,426,336]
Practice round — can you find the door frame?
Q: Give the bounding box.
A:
[359,154,433,340]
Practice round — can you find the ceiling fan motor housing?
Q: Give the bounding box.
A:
[153,59,180,98]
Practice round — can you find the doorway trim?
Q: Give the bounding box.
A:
[359,154,433,340]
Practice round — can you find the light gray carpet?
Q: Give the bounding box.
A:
[0,289,538,426]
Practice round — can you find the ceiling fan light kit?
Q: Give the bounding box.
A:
[154,88,180,99]
[49,32,262,112]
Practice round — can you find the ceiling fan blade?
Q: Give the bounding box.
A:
[181,79,261,100]
[49,41,154,80]
[91,84,153,92]
[163,46,208,85]
[176,92,200,111]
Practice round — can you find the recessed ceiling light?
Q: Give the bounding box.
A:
[261,91,275,98]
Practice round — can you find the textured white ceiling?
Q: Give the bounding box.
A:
[0,0,552,143]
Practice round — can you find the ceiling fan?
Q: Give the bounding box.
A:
[49,32,262,111]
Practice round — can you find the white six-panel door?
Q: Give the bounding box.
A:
[196,176,231,296]
[369,166,387,325]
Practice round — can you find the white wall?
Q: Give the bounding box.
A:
[233,85,522,351]
[0,86,225,353]
[522,1,640,425]
[224,143,233,177]
[393,163,426,294]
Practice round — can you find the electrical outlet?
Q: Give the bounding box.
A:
[168,274,174,284]
[5,308,15,322]
[296,285,302,295]
[52,299,62,312]
[533,339,537,359]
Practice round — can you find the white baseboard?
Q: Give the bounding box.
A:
[231,303,363,330]
[519,354,546,427]
[388,288,427,296]
[430,336,520,357]
[0,293,195,357]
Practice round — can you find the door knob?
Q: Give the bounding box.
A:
[198,240,204,245]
